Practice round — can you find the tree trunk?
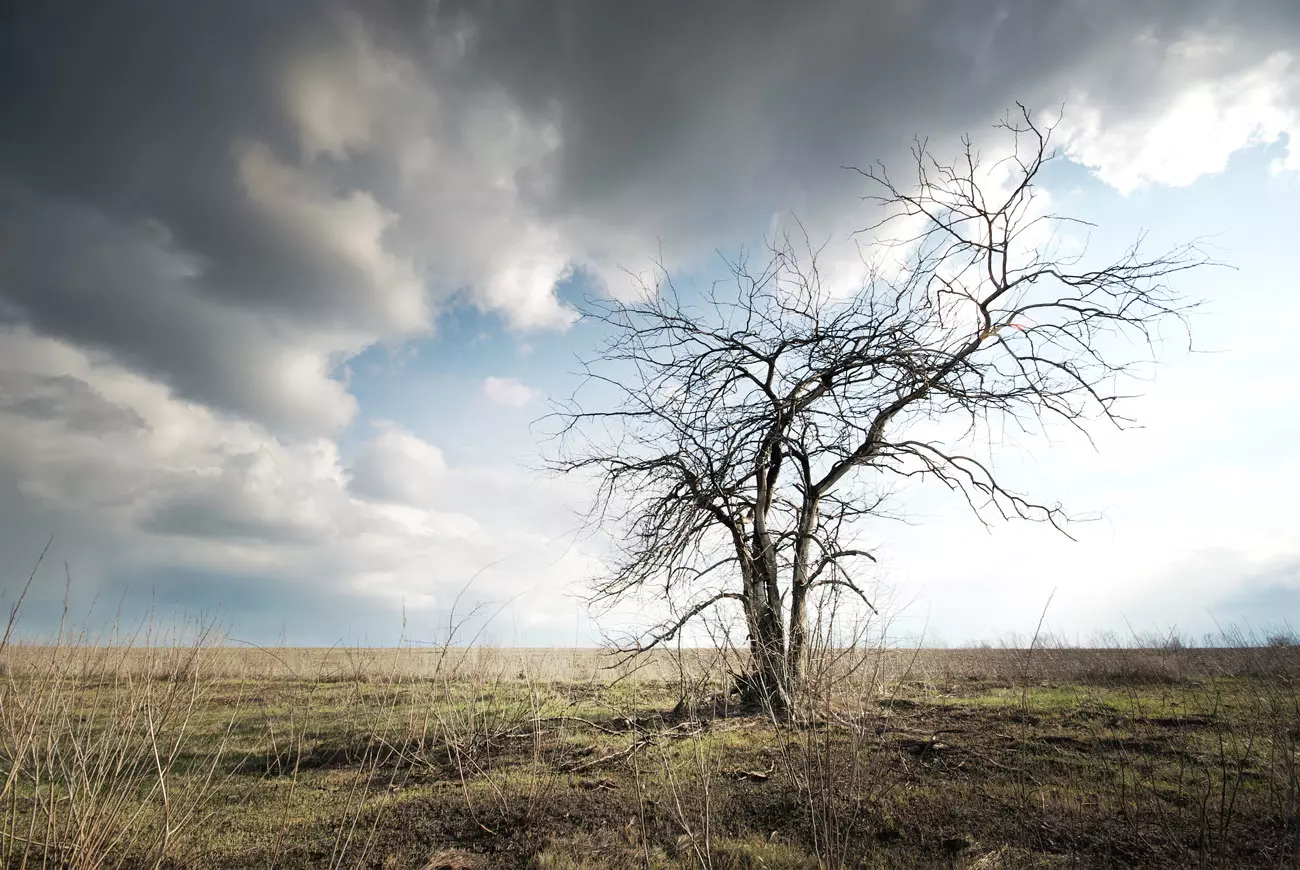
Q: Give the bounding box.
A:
[734,513,792,716]
[787,584,808,685]
[738,557,792,716]
[785,497,819,686]
[737,624,791,715]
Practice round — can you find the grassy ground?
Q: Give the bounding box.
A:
[1,644,1298,868]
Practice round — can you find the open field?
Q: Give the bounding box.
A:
[5,644,1295,684]
[1,641,1297,868]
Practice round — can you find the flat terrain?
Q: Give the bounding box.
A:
[1,644,1297,868]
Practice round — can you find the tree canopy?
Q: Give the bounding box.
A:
[552,107,1209,713]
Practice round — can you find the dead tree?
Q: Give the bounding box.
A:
[551,107,1208,714]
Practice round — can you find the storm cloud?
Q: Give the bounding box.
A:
[1,0,1298,641]
[5,0,1299,427]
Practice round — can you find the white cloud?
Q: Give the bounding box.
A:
[348,423,448,507]
[482,376,542,408]
[279,16,579,332]
[1061,44,1300,193]
[0,330,594,626]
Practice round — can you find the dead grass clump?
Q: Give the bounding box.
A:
[0,554,237,868]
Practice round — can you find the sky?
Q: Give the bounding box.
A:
[1,0,1298,648]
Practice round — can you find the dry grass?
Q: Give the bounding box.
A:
[6,644,1292,686]
[0,645,717,684]
[0,582,1297,869]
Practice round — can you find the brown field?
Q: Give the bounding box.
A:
[0,638,1297,868]
[4,643,1293,684]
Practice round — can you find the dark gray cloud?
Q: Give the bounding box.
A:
[1,1,417,434]
[5,1,1299,435]
[139,493,325,545]
[0,372,147,433]
[0,3,365,323]
[0,188,361,434]
[4,559,415,647]
[413,0,1300,235]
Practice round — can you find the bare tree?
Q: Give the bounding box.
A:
[551,107,1209,714]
